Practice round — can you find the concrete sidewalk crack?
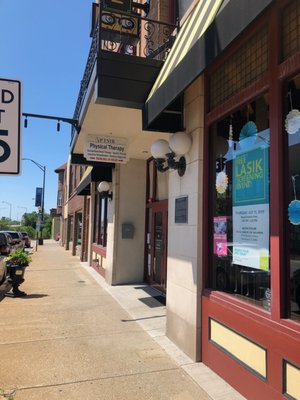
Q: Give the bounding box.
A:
[15,367,181,392]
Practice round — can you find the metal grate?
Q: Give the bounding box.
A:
[210,27,268,110]
[282,0,300,60]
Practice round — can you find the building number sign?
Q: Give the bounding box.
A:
[0,78,22,175]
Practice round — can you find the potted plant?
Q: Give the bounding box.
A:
[4,250,32,297]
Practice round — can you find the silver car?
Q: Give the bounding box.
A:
[4,231,24,251]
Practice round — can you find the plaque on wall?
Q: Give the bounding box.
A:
[175,196,188,224]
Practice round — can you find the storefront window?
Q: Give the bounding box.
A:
[285,73,300,322]
[69,216,74,242]
[147,159,156,202]
[157,171,168,200]
[93,193,108,247]
[209,95,271,309]
[146,158,169,202]
[77,213,82,245]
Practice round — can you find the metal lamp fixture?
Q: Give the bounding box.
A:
[97,181,113,200]
[150,132,192,177]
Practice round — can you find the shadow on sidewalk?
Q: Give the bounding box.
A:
[4,293,48,299]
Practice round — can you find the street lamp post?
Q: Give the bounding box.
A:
[0,207,8,219]
[2,201,12,220]
[17,206,27,224]
[22,158,46,244]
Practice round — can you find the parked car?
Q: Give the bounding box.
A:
[0,256,7,285]
[0,231,13,255]
[3,231,24,251]
[21,231,31,248]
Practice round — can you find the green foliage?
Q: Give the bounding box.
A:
[4,250,32,266]
[22,212,39,229]
[0,388,16,399]
[18,226,36,239]
[21,212,51,238]
[0,217,10,231]
[42,218,52,239]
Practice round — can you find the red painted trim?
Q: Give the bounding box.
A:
[203,290,300,338]
[202,74,212,291]
[206,76,269,126]
[146,199,168,211]
[268,4,285,323]
[144,199,168,291]
[91,261,105,278]
[202,297,300,399]
[279,51,300,81]
[92,243,107,257]
[202,2,300,397]
[153,160,157,201]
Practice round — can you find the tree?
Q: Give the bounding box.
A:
[0,217,9,231]
[18,225,36,239]
[22,212,38,229]
[42,218,52,239]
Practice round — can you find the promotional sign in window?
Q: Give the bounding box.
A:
[213,216,227,256]
[233,146,269,206]
[84,135,128,164]
[232,204,269,270]
[0,78,22,175]
[232,130,270,270]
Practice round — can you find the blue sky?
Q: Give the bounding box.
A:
[0,0,91,221]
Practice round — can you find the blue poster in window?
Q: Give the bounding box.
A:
[233,145,269,206]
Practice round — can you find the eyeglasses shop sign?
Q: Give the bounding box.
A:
[84,135,128,164]
[0,78,22,175]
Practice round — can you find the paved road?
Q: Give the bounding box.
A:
[0,241,212,400]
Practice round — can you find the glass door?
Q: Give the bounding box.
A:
[153,211,164,284]
[145,201,168,292]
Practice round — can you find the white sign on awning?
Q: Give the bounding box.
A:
[0,78,22,175]
[84,135,128,164]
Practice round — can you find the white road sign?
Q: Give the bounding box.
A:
[0,78,22,175]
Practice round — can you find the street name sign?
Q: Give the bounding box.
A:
[0,78,22,175]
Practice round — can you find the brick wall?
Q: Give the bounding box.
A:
[148,0,175,24]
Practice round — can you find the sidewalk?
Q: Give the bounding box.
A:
[0,241,244,400]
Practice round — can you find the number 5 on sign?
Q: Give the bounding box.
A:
[0,78,22,175]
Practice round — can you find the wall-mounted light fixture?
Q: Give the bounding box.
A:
[97,181,113,200]
[150,132,192,177]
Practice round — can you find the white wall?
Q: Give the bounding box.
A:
[166,75,204,361]
[106,159,147,284]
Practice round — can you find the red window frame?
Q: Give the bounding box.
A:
[203,0,300,331]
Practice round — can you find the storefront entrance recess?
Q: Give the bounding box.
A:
[145,200,168,292]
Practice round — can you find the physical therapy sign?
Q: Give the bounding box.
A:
[0,78,22,175]
[84,135,128,164]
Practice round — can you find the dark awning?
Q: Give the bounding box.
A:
[75,164,113,196]
[143,0,273,131]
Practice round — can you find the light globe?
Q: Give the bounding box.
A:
[169,132,192,156]
[150,139,170,159]
[98,181,111,193]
